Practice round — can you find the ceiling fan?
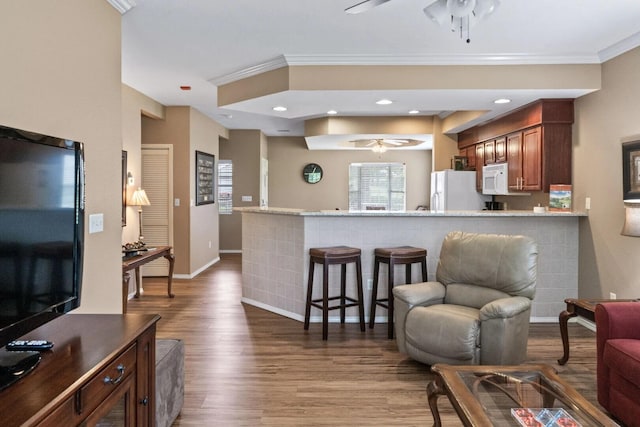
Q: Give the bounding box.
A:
[345,0,500,43]
[348,138,424,152]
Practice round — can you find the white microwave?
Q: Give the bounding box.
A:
[482,163,509,195]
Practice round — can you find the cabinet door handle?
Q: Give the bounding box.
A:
[140,396,149,406]
[103,364,125,385]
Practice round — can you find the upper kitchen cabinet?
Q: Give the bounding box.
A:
[457,99,574,192]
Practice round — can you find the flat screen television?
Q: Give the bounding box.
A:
[0,124,85,388]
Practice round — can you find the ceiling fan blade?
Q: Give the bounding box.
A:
[345,0,392,14]
[381,139,409,145]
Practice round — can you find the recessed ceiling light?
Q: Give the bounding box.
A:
[494,98,511,104]
[273,106,287,112]
[409,110,420,114]
[327,110,338,115]
[376,99,393,105]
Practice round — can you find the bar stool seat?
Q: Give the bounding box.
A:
[304,246,365,340]
[369,246,427,339]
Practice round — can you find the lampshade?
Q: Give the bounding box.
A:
[621,202,640,237]
[130,188,151,207]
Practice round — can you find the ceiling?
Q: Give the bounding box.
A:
[119,0,640,148]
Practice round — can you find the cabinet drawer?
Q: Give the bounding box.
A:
[37,396,75,427]
[78,344,137,416]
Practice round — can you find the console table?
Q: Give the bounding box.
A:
[122,246,175,313]
[0,313,160,426]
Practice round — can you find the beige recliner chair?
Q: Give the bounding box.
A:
[393,231,538,366]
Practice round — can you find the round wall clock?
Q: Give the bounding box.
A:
[302,163,323,184]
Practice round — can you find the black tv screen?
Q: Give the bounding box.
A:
[0,125,85,348]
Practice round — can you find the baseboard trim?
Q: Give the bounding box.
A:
[241,298,304,321]
[576,317,596,332]
[172,257,221,280]
[220,249,242,254]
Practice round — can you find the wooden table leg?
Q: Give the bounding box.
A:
[426,378,445,427]
[134,267,142,298]
[557,303,577,365]
[164,252,175,298]
[122,271,131,314]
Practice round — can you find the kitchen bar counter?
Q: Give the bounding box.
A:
[238,207,585,325]
[235,206,587,217]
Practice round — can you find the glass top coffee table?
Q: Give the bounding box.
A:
[427,364,619,427]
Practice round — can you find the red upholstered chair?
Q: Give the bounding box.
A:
[595,302,640,427]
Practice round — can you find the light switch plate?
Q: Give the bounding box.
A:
[89,213,104,234]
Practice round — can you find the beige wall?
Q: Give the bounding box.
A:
[143,107,226,274]
[189,108,224,272]
[143,107,191,273]
[574,47,640,299]
[219,130,264,251]
[121,84,165,245]
[268,137,432,210]
[432,116,460,171]
[0,1,123,313]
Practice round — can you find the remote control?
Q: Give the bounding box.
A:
[6,340,54,351]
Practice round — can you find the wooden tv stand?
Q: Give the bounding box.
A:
[0,313,160,426]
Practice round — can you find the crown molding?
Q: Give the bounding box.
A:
[208,53,601,86]
[209,55,288,86]
[598,31,640,63]
[106,0,136,14]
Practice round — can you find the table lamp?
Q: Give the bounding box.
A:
[130,188,151,241]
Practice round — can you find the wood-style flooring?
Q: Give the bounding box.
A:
[127,254,606,426]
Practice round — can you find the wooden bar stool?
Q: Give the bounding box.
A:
[304,246,365,340]
[369,246,427,339]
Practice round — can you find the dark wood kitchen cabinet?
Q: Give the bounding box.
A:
[507,127,542,191]
[475,143,485,191]
[457,99,573,192]
[495,137,507,163]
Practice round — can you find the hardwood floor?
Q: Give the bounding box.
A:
[127,254,607,426]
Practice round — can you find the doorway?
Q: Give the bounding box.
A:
[141,144,174,276]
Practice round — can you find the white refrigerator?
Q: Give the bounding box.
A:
[430,170,489,212]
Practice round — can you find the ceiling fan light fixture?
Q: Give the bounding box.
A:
[425,0,499,43]
[371,142,387,153]
[423,1,449,25]
[473,0,500,19]
[447,0,476,18]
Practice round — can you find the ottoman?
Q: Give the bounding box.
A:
[156,339,184,427]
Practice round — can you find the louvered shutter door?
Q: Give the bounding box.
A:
[141,146,172,276]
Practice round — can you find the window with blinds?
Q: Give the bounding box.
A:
[349,162,406,211]
[218,160,233,214]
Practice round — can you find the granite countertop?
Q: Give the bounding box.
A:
[234,206,588,217]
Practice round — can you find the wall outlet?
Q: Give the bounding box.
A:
[208,241,212,249]
[585,197,591,210]
[367,279,373,291]
[610,292,617,300]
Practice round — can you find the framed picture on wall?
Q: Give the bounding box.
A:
[622,140,640,201]
[196,150,215,206]
[122,150,127,226]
